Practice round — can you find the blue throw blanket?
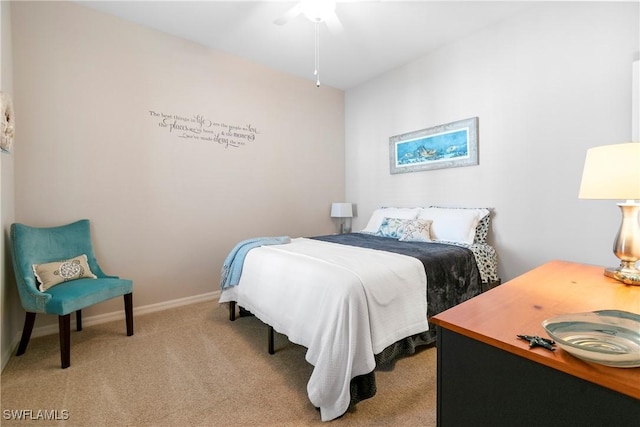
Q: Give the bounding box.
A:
[220,236,291,289]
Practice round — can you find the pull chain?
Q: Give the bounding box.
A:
[314,20,320,87]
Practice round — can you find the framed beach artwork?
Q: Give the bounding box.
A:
[389,117,478,174]
[1,92,15,154]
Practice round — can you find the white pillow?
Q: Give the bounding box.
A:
[361,207,421,233]
[418,207,489,244]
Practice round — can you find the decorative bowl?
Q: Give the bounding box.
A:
[542,310,640,368]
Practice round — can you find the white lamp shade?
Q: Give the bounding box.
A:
[331,202,353,218]
[579,142,640,200]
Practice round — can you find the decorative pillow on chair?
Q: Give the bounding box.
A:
[32,254,97,292]
[399,219,433,242]
[376,217,409,239]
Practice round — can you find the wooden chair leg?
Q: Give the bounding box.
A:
[268,325,275,355]
[16,312,36,356]
[59,314,71,369]
[76,310,82,331]
[124,293,134,336]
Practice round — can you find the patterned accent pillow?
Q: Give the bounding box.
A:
[376,217,409,239]
[474,214,491,244]
[362,207,421,233]
[32,254,97,292]
[399,219,433,242]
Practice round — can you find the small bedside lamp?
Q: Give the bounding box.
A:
[579,142,640,284]
[331,202,353,234]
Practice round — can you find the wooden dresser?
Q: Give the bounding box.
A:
[432,260,640,427]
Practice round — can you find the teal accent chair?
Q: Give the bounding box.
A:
[10,219,133,368]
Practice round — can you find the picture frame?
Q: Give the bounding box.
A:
[389,117,478,174]
[1,91,15,154]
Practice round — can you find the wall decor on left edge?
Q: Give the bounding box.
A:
[1,91,15,154]
[389,116,478,174]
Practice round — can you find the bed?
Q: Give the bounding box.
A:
[218,206,499,421]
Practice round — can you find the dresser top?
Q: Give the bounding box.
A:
[432,260,640,399]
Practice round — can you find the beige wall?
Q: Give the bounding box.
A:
[345,1,639,282]
[1,0,17,370]
[5,0,344,352]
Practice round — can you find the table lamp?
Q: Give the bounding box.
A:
[579,142,640,284]
[331,202,353,234]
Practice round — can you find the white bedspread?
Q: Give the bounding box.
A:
[219,238,428,421]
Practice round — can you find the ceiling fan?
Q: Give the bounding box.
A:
[274,1,347,87]
[274,0,343,34]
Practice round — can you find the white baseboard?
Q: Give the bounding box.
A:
[1,291,220,372]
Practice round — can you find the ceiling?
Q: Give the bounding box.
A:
[81,1,539,90]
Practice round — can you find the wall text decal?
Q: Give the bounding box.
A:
[149,110,259,148]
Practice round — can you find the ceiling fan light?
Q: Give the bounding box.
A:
[301,0,336,23]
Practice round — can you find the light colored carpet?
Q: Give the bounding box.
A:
[1,301,437,426]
